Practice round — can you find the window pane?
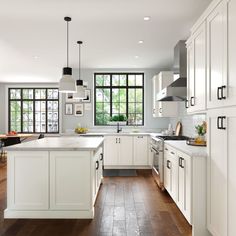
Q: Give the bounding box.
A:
[96,74,104,86]
[120,75,126,86]
[119,89,126,102]
[112,75,119,86]
[136,89,143,102]
[104,75,110,86]
[128,75,135,86]
[96,103,103,113]
[128,89,135,102]
[23,89,33,99]
[10,89,21,99]
[136,103,142,113]
[112,89,119,102]
[136,75,143,86]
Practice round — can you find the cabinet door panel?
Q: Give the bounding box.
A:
[194,23,206,111]
[225,0,236,107]
[225,108,236,236]
[207,2,226,109]
[133,136,148,165]
[8,151,49,210]
[104,137,119,166]
[50,151,91,210]
[207,110,227,236]
[119,136,133,165]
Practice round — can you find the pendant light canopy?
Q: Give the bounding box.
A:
[73,41,86,99]
[59,17,77,93]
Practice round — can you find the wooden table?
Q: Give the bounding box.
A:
[0,134,33,142]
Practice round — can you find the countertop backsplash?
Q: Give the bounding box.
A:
[170,103,206,138]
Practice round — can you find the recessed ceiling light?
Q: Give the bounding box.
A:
[33,56,39,60]
[138,40,144,44]
[144,16,151,21]
[135,56,139,59]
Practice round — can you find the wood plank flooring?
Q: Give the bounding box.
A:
[0,166,191,236]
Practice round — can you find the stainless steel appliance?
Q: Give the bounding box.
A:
[150,135,188,190]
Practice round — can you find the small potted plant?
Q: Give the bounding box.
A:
[195,121,207,144]
[108,114,127,126]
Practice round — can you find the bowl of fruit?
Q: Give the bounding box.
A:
[74,127,88,134]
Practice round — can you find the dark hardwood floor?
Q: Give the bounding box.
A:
[0,165,191,236]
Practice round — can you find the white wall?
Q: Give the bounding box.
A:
[0,68,172,133]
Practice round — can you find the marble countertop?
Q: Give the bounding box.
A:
[5,137,104,151]
[164,140,207,157]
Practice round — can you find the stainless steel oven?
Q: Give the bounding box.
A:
[150,137,164,190]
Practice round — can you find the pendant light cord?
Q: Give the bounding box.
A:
[67,20,69,67]
[79,43,81,80]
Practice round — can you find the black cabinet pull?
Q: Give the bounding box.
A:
[100,153,103,161]
[221,85,226,99]
[181,158,185,168]
[170,151,175,155]
[221,116,226,130]
[217,87,222,100]
[185,99,189,109]
[167,160,171,169]
[165,148,168,151]
[190,96,195,106]
[217,117,221,129]
[159,108,162,113]
[119,138,121,143]
[96,160,99,170]
[178,157,182,167]
[116,138,117,143]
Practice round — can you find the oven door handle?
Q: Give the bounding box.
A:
[151,147,159,154]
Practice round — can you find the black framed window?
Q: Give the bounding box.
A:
[94,73,144,126]
[9,88,59,133]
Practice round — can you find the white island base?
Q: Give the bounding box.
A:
[4,137,104,219]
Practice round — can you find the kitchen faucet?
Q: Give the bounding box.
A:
[117,122,122,133]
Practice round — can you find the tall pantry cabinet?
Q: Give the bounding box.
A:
[187,0,236,235]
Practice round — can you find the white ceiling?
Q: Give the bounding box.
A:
[0,0,211,83]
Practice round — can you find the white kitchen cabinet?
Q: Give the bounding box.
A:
[176,151,192,223]
[119,136,133,165]
[7,151,49,210]
[104,136,119,166]
[50,151,91,210]
[133,135,148,165]
[186,21,207,113]
[206,0,227,109]
[152,72,178,118]
[207,107,236,236]
[164,145,178,202]
[104,136,133,167]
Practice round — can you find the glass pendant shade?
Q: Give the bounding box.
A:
[59,67,77,93]
[73,79,86,99]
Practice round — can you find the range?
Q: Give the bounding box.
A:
[150,135,188,190]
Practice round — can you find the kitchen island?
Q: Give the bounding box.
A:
[4,137,104,219]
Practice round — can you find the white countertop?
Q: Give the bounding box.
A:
[5,137,104,151]
[164,140,207,157]
[62,132,162,137]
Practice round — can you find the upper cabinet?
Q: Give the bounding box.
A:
[152,72,178,117]
[206,0,236,109]
[186,21,207,113]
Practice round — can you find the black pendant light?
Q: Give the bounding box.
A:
[74,41,86,99]
[59,17,76,93]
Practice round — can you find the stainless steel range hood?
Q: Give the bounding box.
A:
[157,40,187,101]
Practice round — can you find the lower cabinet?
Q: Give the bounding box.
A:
[6,148,104,218]
[7,151,49,210]
[164,143,209,236]
[104,135,149,168]
[50,151,91,210]
[176,151,191,223]
[207,107,236,236]
[164,146,178,202]
[164,145,192,224]
[133,136,148,165]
